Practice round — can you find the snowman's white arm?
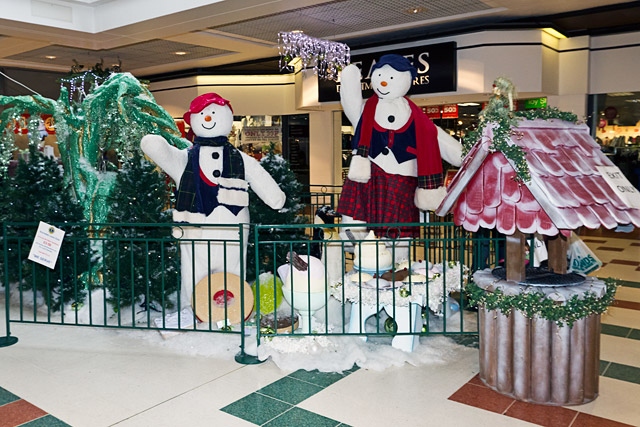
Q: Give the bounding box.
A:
[436,126,463,167]
[140,134,189,186]
[339,64,366,127]
[241,153,286,210]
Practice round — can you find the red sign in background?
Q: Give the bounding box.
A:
[423,106,441,119]
[422,104,459,120]
[441,104,459,119]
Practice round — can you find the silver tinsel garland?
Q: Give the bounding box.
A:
[278,31,350,81]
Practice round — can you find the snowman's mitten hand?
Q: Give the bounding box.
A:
[140,134,169,156]
[347,155,371,183]
[414,186,447,211]
[339,64,362,85]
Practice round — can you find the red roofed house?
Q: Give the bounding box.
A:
[436,117,640,281]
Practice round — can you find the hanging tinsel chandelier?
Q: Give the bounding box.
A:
[277,31,350,81]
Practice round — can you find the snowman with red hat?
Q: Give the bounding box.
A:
[141,93,285,308]
[338,54,462,243]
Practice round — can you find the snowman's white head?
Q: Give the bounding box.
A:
[370,54,416,100]
[183,93,234,139]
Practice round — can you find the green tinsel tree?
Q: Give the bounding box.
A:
[0,145,92,310]
[102,150,179,311]
[0,71,188,224]
[54,72,189,224]
[246,142,307,282]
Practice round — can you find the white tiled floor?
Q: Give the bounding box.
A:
[1,233,639,427]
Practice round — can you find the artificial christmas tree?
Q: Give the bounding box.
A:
[102,150,179,312]
[246,142,307,282]
[0,145,92,310]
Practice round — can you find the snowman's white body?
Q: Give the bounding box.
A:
[340,62,462,202]
[141,101,285,307]
[337,60,463,263]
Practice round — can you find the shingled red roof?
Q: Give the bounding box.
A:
[436,119,640,236]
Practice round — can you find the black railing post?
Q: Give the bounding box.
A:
[1,222,18,347]
[235,222,263,365]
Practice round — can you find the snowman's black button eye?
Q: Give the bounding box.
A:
[212,152,220,159]
[213,170,221,178]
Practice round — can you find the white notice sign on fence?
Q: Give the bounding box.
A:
[28,221,65,269]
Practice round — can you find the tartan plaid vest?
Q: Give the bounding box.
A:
[174,136,246,216]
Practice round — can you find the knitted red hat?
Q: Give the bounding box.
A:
[183,93,233,125]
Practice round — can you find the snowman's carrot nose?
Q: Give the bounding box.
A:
[204,115,212,122]
[380,81,388,87]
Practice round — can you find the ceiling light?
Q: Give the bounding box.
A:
[458,102,480,106]
[174,51,188,56]
[542,28,566,39]
[405,6,427,14]
[45,55,57,60]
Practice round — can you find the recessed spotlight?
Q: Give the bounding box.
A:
[174,51,188,56]
[405,6,427,14]
[45,55,57,60]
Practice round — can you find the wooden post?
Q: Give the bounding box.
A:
[506,230,526,282]
[547,234,568,274]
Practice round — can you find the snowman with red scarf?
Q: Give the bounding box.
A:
[338,54,462,244]
[141,93,285,308]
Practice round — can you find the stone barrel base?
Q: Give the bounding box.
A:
[478,307,600,406]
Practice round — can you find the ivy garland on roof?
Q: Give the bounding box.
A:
[465,277,618,327]
[515,107,578,123]
[462,77,580,183]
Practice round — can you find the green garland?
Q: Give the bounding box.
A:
[462,107,580,183]
[515,107,578,123]
[465,278,618,327]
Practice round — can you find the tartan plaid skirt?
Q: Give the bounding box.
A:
[337,162,420,238]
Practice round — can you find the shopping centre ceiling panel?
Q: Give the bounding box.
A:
[5,40,232,72]
[210,0,497,43]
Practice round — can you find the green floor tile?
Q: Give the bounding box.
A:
[221,392,292,425]
[603,362,640,384]
[601,323,631,338]
[0,387,20,406]
[288,369,346,388]
[22,415,72,427]
[616,280,640,289]
[342,365,360,375]
[629,329,640,340]
[263,406,341,427]
[599,360,610,375]
[258,376,324,405]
